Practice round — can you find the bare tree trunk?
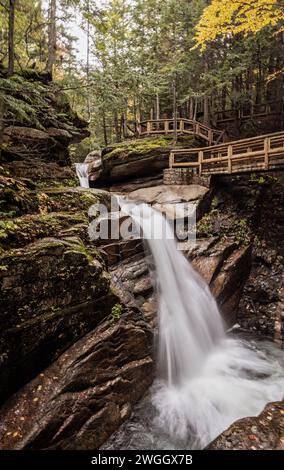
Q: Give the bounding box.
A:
[193,98,197,121]
[203,96,210,126]
[156,93,160,120]
[86,0,91,120]
[173,75,177,142]
[8,0,16,77]
[189,98,194,120]
[133,96,138,135]
[0,92,5,159]
[114,111,121,142]
[46,0,56,76]
[121,112,127,139]
[102,107,108,147]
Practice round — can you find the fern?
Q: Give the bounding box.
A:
[3,95,44,130]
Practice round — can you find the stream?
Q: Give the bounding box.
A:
[103,199,284,449]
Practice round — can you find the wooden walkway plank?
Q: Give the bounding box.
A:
[169,131,284,176]
[137,118,224,145]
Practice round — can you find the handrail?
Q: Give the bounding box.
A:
[216,100,284,122]
[137,118,224,145]
[169,131,284,175]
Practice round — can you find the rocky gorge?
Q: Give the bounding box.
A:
[0,73,283,451]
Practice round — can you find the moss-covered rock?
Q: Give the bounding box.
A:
[208,400,284,450]
[0,73,89,178]
[0,307,153,450]
[0,236,114,402]
[96,136,201,186]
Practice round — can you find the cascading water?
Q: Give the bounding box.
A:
[75,163,89,188]
[104,199,284,450]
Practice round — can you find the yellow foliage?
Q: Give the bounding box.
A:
[194,0,284,49]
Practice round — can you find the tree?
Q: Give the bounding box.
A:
[194,0,284,50]
[46,0,56,75]
[8,0,16,76]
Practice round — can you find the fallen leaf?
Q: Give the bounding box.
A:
[248,434,257,441]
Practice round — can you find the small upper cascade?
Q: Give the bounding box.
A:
[75,163,90,188]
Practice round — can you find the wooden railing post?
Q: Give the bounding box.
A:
[169,151,174,168]
[198,150,203,174]
[208,129,213,145]
[228,144,233,173]
[264,137,270,169]
[180,119,184,133]
[195,122,200,136]
[146,121,151,134]
[165,120,169,134]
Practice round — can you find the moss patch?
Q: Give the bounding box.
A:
[102,136,196,162]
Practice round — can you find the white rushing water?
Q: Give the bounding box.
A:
[113,199,284,449]
[75,163,89,188]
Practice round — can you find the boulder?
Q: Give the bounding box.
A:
[0,308,153,450]
[0,236,114,402]
[208,401,284,450]
[6,160,74,180]
[189,238,252,326]
[1,75,90,167]
[97,137,201,186]
[86,150,103,183]
[3,126,50,143]
[128,184,212,221]
[47,128,73,143]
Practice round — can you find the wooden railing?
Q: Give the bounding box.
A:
[216,101,284,124]
[169,131,284,175]
[138,118,224,145]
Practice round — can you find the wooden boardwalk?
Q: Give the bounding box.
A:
[138,118,224,145]
[169,131,284,175]
[216,100,284,126]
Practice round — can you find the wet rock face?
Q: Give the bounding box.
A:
[0,177,117,403]
[187,172,284,338]
[234,174,284,340]
[208,401,284,450]
[97,137,201,187]
[127,184,212,222]
[0,236,114,403]
[1,74,89,179]
[189,239,252,327]
[0,309,153,450]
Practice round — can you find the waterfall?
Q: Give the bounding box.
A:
[117,198,284,449]
[75,163,89,188]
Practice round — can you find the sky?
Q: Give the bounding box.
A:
[43,0,88,63]
[70,19,88,63]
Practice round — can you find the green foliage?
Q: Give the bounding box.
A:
[249,174,266,185]
[234,219,251,246]
[102,137,174,161]
[196,219,214,238]
[111,303,123,324]
[0,220,19,239]
[211,196,219,210]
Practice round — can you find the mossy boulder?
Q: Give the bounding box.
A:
[0,236,114,402]
[0,308,153,450]
[208,400,284,450]
[0,73,89,178]
[96,136,201,186]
